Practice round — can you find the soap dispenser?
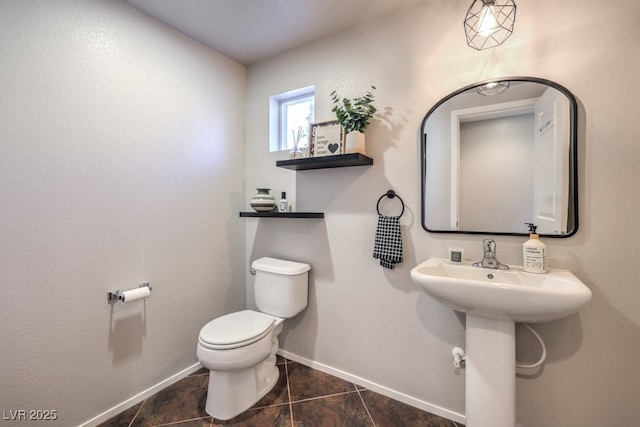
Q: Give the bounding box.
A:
[523,223,547,273]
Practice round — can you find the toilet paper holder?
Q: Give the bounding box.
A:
[108,282,152,302]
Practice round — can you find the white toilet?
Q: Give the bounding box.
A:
[196,257,310,421]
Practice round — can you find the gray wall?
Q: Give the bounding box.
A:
[245,0,640,425]
[0,1,246,425]
[459,114,534,232]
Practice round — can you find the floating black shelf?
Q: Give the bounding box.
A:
[239,212,324,219]
[276,153,373,171]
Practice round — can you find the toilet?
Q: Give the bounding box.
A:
[196,257,310,421]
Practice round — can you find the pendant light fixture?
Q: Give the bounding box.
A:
[464,0,517,50]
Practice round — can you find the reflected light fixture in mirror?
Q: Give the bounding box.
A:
[464,0,517,50]
[477,81,510,96]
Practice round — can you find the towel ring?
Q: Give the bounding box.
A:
[376,190,405,217]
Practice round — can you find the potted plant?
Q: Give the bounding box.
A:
[330,85,377,154]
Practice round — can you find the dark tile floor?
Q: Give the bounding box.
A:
[98,356,461,427]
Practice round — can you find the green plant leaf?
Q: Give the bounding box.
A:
[329,86,377,133]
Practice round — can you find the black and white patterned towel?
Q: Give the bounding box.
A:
[373,214,403,269]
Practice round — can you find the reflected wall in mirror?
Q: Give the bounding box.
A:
[421,77,578,237]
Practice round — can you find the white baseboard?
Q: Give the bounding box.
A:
[277,349,466,425]
[78,362,203,427]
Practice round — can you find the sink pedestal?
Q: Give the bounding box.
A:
[466,314,515,427]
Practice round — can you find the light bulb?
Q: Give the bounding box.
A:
[477,3,498,37]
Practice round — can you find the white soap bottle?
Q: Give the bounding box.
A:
[523,223,547,273]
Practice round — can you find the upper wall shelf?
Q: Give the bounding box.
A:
[275,153,373,171]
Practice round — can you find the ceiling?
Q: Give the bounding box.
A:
[122,0,429,65]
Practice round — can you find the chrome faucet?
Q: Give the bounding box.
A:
[472,239,510,270]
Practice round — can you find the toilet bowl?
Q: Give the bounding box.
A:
[197,310,284,420]
[196,257,310,421]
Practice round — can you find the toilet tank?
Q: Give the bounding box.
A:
[251,257,310,318]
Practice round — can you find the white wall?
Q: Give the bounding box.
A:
[0,1,246,425]
[245,0,640,425]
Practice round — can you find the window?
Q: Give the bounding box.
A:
[269,86,315,152]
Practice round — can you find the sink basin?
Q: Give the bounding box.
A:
[410,257,592,322]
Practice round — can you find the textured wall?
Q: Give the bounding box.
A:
[0,1,246,425]
[245,0,640,425]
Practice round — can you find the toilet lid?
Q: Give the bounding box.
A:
[199,310,276,350]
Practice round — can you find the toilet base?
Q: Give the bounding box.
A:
[204,341,279,421]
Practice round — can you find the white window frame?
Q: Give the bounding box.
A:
[269,86,315,152]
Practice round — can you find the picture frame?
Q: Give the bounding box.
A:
[308,120,345,157]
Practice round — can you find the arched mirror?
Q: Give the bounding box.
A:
[420,77,578,237]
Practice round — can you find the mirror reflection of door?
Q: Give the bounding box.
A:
[533,88,570,235]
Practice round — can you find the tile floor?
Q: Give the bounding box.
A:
[98,356,462,427]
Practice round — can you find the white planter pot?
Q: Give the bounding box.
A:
[345,131,365,155]
[250,188,276,212]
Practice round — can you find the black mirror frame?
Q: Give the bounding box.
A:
[420,76,578,238]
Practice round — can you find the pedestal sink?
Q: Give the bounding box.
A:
[410,257,592,427]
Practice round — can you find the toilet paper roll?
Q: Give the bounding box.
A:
[120,286,151,303]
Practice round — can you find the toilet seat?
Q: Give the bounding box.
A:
[198,310,276,350]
